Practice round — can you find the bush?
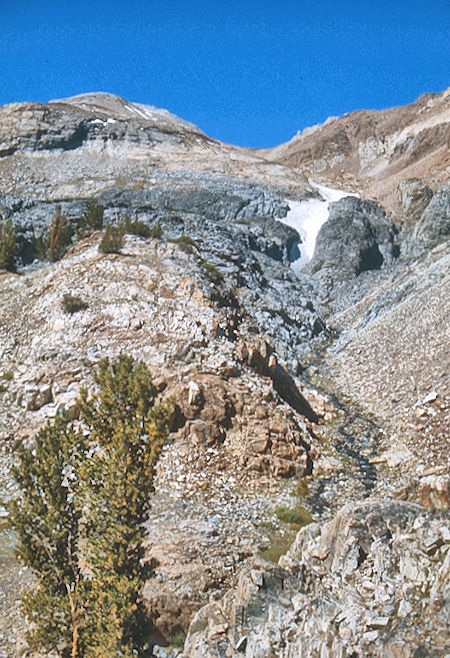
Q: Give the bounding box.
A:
[274,505,313,527]
[169,631,187,648]
[9,356,173,657]
[169,234,200,255]
[201,262,223,281]
[61,294,88,314]
[98,225,123,254]
[77,203,104,239]
[0,217,17,272]
[123,217,162,239]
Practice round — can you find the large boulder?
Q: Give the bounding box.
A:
[309,197,398,290]
[404,185,450,256]
[397,178,433,230]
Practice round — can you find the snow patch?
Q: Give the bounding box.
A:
[278,182,358,272]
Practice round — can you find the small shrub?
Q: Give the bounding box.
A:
[123,217,162,239]
[61,293,88,314]
[1,371,13,381]
[170,234,200,255]
[34,234,47,261]
[98,225,124,254]
[201,262,223,281]
[147,222,163,239]
[77,202,104,238]
[0,218,17,272]
[259,536,294,563]
[274,505,313,527]
[259,520,276,530]
[169,631,186,648]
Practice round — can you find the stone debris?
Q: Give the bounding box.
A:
[184,500,449,657]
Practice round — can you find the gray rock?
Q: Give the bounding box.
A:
[310,196,399,291]
[397,178,433,229]
[184,500,449,657]
[405,185,450,255]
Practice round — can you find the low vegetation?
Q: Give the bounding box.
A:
[61,294,89,314]
[123,216,162,239]
[201,261,224,281]
[169,234,200,254]
[274,505,313,527]
[76,203,104,239]
[98,224,124,254]
[13,202,167,266]
[9,356,173,657]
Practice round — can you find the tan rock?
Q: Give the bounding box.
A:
[418,474,450,510]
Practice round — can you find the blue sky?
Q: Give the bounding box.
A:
[1,0,448,147]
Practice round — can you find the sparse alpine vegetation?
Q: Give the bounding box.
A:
[61,293,89,314]
[98,224,124,254]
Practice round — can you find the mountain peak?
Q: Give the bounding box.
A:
[49,91,204,134]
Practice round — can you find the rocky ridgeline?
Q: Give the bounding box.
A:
[0,93,449,657]
[261,87,450,216]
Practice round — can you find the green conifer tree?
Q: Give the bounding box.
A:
[48,205,74,262]
[10,415,88,657]
[0,217,17,272]
[77,203,104,239]
[98,224,124,254]
[10,356,172,657]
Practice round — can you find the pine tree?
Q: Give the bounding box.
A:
[48,205,74,262]
[77,203,104,239]
[77,356,170,655]
[10,356,172,657]
[0,217,17,272]
[98,224,124,254]
[10,415,88,657]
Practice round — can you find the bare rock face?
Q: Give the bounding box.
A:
[397,178,433,229]
[184,499,450,657]
[309,196,399,290]
[404,184,450,256]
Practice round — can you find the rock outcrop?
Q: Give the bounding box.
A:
[403,184,450,256]
[184,500,449,657]
[309,197,399,290]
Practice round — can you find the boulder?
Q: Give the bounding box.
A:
[310,197,399,287]
[397,178,433,229]
[405,185,450,256]
[418,474,449,510]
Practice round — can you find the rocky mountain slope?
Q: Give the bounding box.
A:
[257,88,450,218]
[0,91,448,657]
